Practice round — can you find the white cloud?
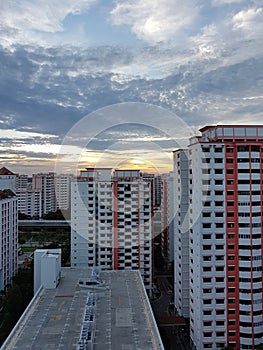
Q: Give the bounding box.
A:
[1,129,56,140]
[232,7,263,35]
[110,0,200,43]
[0,0,96,47]
[212,0,244,5]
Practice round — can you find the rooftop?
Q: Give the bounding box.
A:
[0,189,16,200]
[0,167,15,175]
[1,268,164,350]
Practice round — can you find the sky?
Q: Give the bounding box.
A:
[0,0,262,175]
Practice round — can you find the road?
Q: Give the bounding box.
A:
[151,275,191,350]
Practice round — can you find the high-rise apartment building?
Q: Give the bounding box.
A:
[0,189,18,290]
[173,150,190,319]
[32,172,56,216]
[71,168,153,294]
[15,174,29,190]
[16,189,42,217]
[161,172,175,267]
[55,174,74,211]
[175,125,263,350]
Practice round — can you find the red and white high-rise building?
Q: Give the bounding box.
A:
[175,125,263,350]
[71,168,153,294]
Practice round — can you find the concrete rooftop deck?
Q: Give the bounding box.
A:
[1,268,164,350]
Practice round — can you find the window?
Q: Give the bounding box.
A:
[203,180,211,185]
[216,309,224,315]
[203,332,212,337]
[203,266,212,272]
[215,179,223,185]
[204,310,212,315]
[216,277,224,283]
[203,277,212,283]
[216,331,225,337]
[216,299,224,305]
[215,191,223,196]
[216,266,224,271]
[238,145,249,152]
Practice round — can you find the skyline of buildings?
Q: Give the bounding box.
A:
[1,124,263,349]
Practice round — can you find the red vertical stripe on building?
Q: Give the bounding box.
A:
[225,143,240,349]
[113,180,118,270]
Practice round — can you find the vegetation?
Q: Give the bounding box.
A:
[19,228,70,266]
[42,209,68,220]
[0,267,33,345]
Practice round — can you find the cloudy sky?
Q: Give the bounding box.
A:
[0,0,262,175]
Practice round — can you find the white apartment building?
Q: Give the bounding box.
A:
[71,168,153,294]
[16,189,42,217]
[0,167,16,193]
[0,189,18,290]
[175,125,263,350]
[161,172,175,267]
[55,174,74,211]
[173,150,190,319]
[15,174,29,190]
[32,172,56,216]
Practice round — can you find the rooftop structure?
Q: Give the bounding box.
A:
[1,268,164,350]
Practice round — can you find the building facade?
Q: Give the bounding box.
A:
[16,189,42,218]
[161,172,175,267]
[0,189,18,291]
[55,174,74,211]
[32,173,56,216]
[175,125,263,350]
[71,168,153,294]
[173,150,190,319]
